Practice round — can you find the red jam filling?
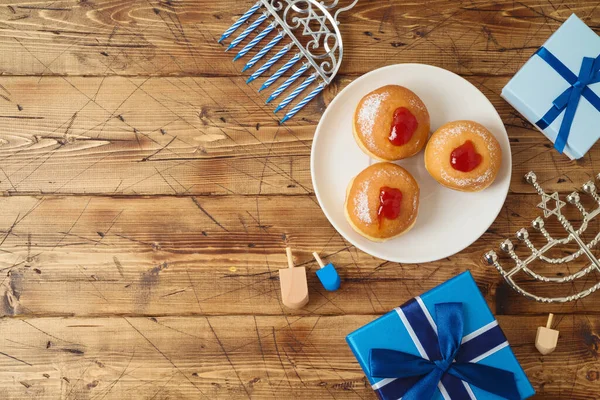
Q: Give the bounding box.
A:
[450,140,482,172]
[388,107,418,146]
[377,187,403,226]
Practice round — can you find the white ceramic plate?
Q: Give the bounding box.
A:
[311,64,511,263]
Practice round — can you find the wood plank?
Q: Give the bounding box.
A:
[1,0,600,77]
[0,314,597,399]
[0,75,598,196]
[2,0,599,398]
[2,194,600,317]
[0,76,317,196]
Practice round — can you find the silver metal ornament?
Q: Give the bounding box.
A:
[220,0,358,123]
[484,171,600,303]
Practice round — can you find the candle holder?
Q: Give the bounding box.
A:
[219,0,358,123]
[484,171,600,303]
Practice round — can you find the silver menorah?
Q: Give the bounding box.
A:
[219,0,358,123]
[484,171,600,303]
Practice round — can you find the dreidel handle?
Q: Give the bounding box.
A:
[546,313,554,329]
[312,252,325,269]
[286,247,294,269]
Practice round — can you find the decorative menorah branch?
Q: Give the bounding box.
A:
[484,171,600,303]
[220,0,358,122]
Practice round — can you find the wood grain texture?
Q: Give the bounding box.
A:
[0,75,599,196]
[0,315,599,400]
[0,194,600,318]
[1,0,600,77]
[1,0,600,398]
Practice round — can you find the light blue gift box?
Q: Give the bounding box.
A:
[502,14,600,159]
[346,271,535,400]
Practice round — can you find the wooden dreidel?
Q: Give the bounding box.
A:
[278,247,309,309]
[313,252,340,291]
[535,313,559,355]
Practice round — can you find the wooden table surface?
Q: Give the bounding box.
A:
[1,0,600,399]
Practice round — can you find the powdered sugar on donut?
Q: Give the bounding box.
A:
[353,166,417,226]
[357,92,389,148]
[429,121,500,189]
[440,167,492,188]
[354,180,372,224]
[408,95,426,113]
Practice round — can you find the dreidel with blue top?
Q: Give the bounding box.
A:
[313,252,340,291]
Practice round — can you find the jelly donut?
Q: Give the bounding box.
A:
[345,162,419,242]
[424,120,502,192]
[353,85,430,161]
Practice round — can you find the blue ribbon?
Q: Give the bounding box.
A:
[369,302,521,400]
[534,46,600,154]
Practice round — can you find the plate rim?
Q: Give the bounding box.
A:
[310,63,512,263]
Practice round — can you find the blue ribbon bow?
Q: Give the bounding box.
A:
[369,303,521,400]
[534,46,600,154]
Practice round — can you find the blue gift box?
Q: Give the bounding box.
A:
[502,14,600,159]
[346,271,535,400]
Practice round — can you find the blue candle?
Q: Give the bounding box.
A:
[218,2,262,43]
[226,12,268,51]
[259,52,302,92]
[274,73,317,112]
[247,43,292,83]
[242,31,285,72]
[265,63,309,103]
[280,82,326,124]
[234,21,277,61]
